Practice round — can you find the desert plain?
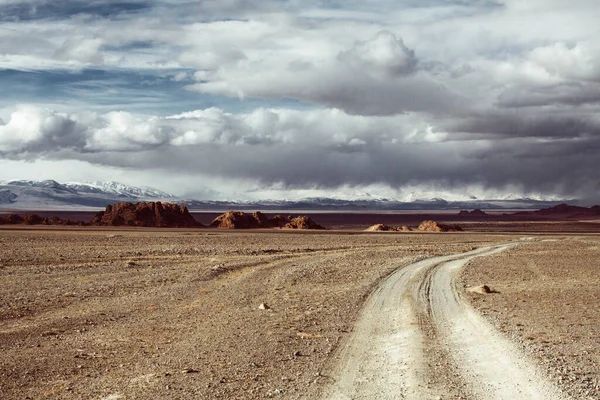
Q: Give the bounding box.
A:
[1,220,599,399]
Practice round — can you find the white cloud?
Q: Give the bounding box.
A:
[184,29,465,116]
[528,42,600,81]
[338,30,418,78]
[54,37,105,65]
[0,105,85,152]
[86,111,170,151]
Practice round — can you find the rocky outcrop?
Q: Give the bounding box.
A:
[458,209,487,217]
[22,214,46,225]
[0,214,24,225]
[365,224,411,232]
[210,211,325,230]
[0,214,81,226]
[270,214,294,228]
[90,202,202,228]
[366,224,394,232]
[209,211,266,229]
[417,220,462,232]
[283,216,325,230]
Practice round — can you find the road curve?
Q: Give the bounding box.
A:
[322,243,570,400]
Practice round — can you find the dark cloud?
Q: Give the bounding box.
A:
[58,131,600,202]
[497,82,600,108]
[443,109,600,140]
[2,105,600,201]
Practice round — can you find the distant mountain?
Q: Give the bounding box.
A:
[64,181,175,199]
[513,203,600,219]
[0,179,572,211]
[0,180,176,210]
[179,197,568,212]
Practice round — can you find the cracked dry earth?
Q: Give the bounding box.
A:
[0,229,598,400]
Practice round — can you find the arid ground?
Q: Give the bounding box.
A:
[1,227,599,399]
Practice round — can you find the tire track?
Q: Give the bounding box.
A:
[428,246,567,400]
[323,243,570,400]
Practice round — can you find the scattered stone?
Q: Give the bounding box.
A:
[467,285,498,294]
[296,332,323,339]
[258,303,270,310]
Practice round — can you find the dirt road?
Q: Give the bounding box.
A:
[323,243,570,400]
[1,229,493,399]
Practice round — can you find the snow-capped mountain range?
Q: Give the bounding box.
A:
[0,179,570,211]
[0,180,175,210]
[64,181,174,199]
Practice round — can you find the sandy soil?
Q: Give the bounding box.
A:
[1,228,598,399]
[0,228,499,400]
[461,237,600,400]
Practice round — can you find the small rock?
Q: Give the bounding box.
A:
[258,303,270,310]
[467,284,498,294]
[181,369,199,374]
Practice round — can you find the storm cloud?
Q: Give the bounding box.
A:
[1,0,600,202]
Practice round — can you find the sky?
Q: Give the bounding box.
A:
[0,0,599,202]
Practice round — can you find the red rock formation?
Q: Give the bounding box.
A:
[251,211,271,227]
[23,214,45,225]
[210,211,325,230]
[0,214,80,226]
[209,211,266,229]
[270,214,294,228]
[365,224,394,232]
[418,220,462,232]
[365,224,412,232]
[283,216,325,230]
[0,214,24,225]
[90,202,201,228]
